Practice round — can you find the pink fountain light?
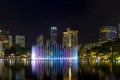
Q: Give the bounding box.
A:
[31,45,78,60]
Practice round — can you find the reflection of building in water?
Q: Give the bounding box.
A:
[15,69,25,80]
[32,60,60,80]
[31,60,78,80]
[0,60,13,80]
[69,67,71,80]
[0,60,26,80]
[63,61,78,80]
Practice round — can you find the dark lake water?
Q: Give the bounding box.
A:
[0,59,120,80]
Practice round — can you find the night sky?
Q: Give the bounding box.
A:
[0,0,120,47]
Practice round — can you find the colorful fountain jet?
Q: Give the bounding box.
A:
[31,45,78,60]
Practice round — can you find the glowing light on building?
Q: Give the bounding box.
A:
[63,28,78,47]
[99,26,117,42]
[31,45,78,60]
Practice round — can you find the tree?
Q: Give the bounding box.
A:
[4,43,30,57]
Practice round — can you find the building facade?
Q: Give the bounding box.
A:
[118,24,120,39]
[0,27,9,48]
[0,26,10,57]
[63,28,78,47]
[84,42,102,51]
[37,34,44,46]
[45,39,50,47]
[99,26,117,42]
[0,28,9,50]
[9,35,12,47]
[51,27,57,46]
[16,35,25,47]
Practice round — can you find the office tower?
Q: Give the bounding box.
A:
[0,42,3,51]
[45,39,50,47]
[9,35,12,47]
[118,24,120,39]
[16,35,25,47]
[0,27,2,37]
[2,29,9,50]
[99,26,117,42]
[0,42,3,57]
[63,28,78,47]
[37,34,44,46]
[0,27,9,50]
[0,27,2,52]
[51,27,57,46]
[0,26,9,57]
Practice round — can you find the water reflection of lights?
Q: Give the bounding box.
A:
[69,67,71,80]
[31,60,78,80]
[114,60,120,64]
[9,59,15,65]
[1,59,120,80]
[2,58,30,66]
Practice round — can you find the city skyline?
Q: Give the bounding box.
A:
[0,1,120,80]
[0,0,120,47]
[1,24,120,47]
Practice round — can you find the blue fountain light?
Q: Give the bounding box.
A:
[31,45,78,60]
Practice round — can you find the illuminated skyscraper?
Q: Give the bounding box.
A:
[9,35,12,47]
[0,26,10,57]
[37,34,44,46]
[0,26,9,50]
[51,27,57,46]
[16,35,25,47]
[63,28,78,47]
[99,26,117,42]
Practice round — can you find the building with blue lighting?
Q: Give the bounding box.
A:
[99,26,117,42]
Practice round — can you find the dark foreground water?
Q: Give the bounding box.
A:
[0,59,120,80]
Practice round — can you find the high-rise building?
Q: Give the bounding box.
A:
[0,26,10,57]
[63,28,78,47]
[99,26,117,42]
[0,27,9,50]
[51,27,57,46]
[37,34,44,46]
[16,35,25,47]
[118,24,120,39]
[45,39,50,47]
[2,29,9,50]
[9,35,12,47]
[0,42,3,52]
